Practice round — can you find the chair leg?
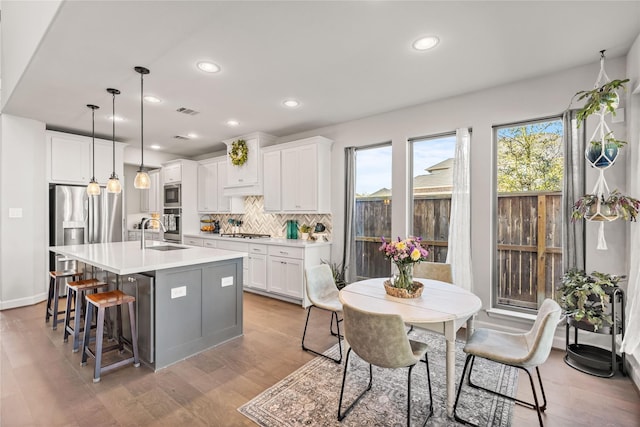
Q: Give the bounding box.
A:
[424,353,434,420]
[45,276,54,323]
[456,353,547,427]
[337,348,373,421]
[330,311,343,338]
[301,305,342,363]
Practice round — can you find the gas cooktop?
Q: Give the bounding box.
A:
[220,233,271,239]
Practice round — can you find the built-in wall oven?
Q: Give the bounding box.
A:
[163,208,181,243]
[164,184,181,207]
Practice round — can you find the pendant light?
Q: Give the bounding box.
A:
[86,104,101,196]
[106,88,122,193]
[133,66,151,189]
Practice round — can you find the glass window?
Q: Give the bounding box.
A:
[494,118,564,311]
[354,144,392,281]
[410,134,457,262]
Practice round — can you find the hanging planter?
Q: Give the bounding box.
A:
[586,132,625,168]
[572,190,639,222]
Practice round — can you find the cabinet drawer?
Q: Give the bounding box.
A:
[203,240,217,249]
[184,237,203,247]
[268,245,304,259]
[249,244,268,255]
[217,240,249,253]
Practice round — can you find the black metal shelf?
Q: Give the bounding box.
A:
[564,288,625,378]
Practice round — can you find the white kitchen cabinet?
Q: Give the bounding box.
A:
[268,255,304,299]
[262,136,332,213]
[163,162,182,183]
[48,131,126,186]
[198,161,218,212]
[223,132,276,196]
[217,240,249,286]
[141,169,161,213]
[203,240,217,249]
[248,244,268,291]
[198,157,244,213]
[262,150,282,212]
[183,236,203,247]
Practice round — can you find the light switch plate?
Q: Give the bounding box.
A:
[171,286,187,299]
[221,276,234,287]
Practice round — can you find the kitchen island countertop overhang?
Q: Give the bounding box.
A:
[49,240,247,275]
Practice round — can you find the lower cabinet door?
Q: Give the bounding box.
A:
[268,255,303,299]
[248,254,267,290]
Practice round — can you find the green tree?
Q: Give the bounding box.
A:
[497,122,563,192]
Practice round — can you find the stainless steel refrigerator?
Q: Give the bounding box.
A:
[49,184,124,272]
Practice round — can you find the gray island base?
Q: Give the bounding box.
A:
[49,241,245,371]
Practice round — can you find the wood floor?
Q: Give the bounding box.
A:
[1,292,638,426]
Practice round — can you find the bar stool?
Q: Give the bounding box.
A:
[81,290,140,383]
[63,278,109,352]
[46,269,83,330]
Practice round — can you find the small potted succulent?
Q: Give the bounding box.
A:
[572,190,640,222]
[299,224,313,240]
[558,269,622,332]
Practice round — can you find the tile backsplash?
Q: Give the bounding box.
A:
[203,196,332,239]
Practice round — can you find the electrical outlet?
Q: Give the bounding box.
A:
[171,286,187,299]
[221,276,234,287]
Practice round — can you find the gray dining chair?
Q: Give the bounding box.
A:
[453,298,561,427]
[413,261,453,284]
[302,264,343,363]
[338,303,433,427]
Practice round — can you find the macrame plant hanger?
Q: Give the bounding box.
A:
[585,50,620,250]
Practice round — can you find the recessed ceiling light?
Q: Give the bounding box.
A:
[109,115,124,122]
[283,99,300,108]
[226,119,239,127]
[144,95,161,103]
[150,144,161,150]
[412,36,440,51]
[187,132,198,139]
[197,61,220,73]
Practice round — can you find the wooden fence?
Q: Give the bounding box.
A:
[355,192,562,309]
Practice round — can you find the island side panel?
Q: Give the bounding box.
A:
[154,258,243,370]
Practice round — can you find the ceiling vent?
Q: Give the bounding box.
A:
[173,135,190,140]
[176,107,199,115]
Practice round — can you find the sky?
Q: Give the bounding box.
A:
[355,135,456,195]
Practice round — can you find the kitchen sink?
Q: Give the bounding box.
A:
[146,245,188,251]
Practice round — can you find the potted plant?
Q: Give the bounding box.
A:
[557,269,622,332]
[574,78,629,124]
[322,259,348,289]
[587,131,626,167]
[299,224,313,240]
[379,236,429,298]
[571,190,640,222]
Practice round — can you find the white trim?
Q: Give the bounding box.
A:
[0,292,47,310]
[485,307,537,321]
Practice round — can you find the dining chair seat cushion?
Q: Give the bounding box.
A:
[305,264,342,312]
[463,299,561,368]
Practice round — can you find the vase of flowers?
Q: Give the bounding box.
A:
[379,236,429,298]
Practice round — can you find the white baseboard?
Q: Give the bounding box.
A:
[0,292,47,311]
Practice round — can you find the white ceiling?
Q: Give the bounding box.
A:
[4,1,640,157]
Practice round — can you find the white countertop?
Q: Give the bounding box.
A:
[183,233,332,248]
[50,241,246,275]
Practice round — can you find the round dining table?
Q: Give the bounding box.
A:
[338,277,482,417]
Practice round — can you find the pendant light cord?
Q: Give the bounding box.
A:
[91,107,96,180]
[140,70,144,169]
[112,91,116,174]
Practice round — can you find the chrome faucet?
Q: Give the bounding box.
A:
[140,218,167,249]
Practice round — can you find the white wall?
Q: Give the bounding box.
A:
[280,57,629,333]
[0,0,62,108]
[0,114,48,309]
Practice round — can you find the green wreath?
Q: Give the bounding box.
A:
[229,139,248,166]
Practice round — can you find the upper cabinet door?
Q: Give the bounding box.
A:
[281,144,318,211]
[226,138,259,187]
[263,150,282,212]
[50,135,91,184]
[197,162,217,212]
[163,163,182,183]
[148,170,161,213]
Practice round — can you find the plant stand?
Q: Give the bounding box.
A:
[564,287,625,377]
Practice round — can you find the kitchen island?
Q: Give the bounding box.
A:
[49,241,246,370]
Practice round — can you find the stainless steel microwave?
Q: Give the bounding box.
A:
[164,184,181,207]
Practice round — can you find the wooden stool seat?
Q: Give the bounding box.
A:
[82,290,140,383]
[63,278,108,352]
[46,269,83,330]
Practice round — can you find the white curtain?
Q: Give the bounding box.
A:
[342,147,357,284]
[446,128,472,291]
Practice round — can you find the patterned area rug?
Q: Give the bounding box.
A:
[238,329,518,426]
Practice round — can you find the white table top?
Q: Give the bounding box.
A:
[339,278,482,324]
[49,241,246,275]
